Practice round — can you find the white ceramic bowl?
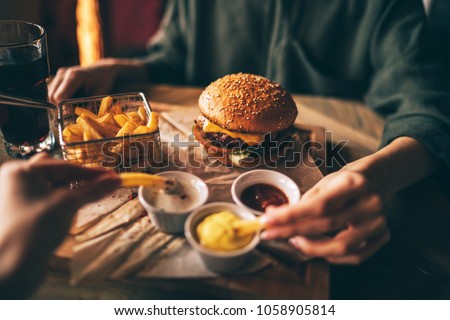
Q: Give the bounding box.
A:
[184,202,260,274]
[231,169,301,215]
[139,171,208,234]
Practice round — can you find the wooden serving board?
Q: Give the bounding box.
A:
[51,123,325,262]
[49,116,329,299]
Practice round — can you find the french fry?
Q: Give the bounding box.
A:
[65,134,83,143]
[114,114,130,127]
[110,103,122,115]
[85,149,102,160]
[113,141,139,161]
[83,130,98,142]
[146,112,159,133]
[80,114,115,138]
[126,112,142,125]
[82,161,103,168]
[108,115,120,127]
[232,219,262,237]
[62,124,83,143]
[75,107,98,119]
[122,140,146,161]
[127,111,139,117]
[77,116,103,140]
[137,106,148,123]
[98,96,113,117]
[110,142,124,156]
[103,123,120,134]
[132,126,152,135]
[97,113,114,124]
[66,123,83,135]
[65,147,87,162]
[116,121,137,137]
[95,113,119,131]
[65,98,159,168]
[100,141,121,167]
[120,173,168,188]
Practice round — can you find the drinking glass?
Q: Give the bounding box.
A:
[0,20,55,158]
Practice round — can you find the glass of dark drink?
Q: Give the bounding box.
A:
[0,20,55,158]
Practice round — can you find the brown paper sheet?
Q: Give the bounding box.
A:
[70,108,322,282]
[71,217,152,284]
[138,238,272,278]
[70,188,132,235]
[75,198,145,242]
[71,228,121,285]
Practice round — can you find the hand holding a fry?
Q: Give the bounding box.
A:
[0,154,120,298]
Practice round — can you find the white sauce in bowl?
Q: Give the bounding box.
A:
[142,178,202,214]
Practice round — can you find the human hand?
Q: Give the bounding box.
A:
[48,58,148,105]
[0,153,120,297]
[260,170,390,265]
[49,59,118,105]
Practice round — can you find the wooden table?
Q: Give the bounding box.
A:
[2,84,449,299]
[0,84,332,300]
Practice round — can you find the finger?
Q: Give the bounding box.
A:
[48,67,67,104]
[287,215,387,257]
[261,172,371,226]
[299,194,382,234]
[299,185,320,201]
[52,173,121,209]
[261,201,315,226]
[67,173,121,205]
[324,230,391,265]
[52,69,84,104]
[332,214,387,250]
[309,171,371,210]
[263,194,383,238]
[27,152,52,164]
[27,159,119,186]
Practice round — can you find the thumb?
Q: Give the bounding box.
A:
[56,172,121,209]
[72,173,121,206]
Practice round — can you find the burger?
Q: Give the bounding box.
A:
[193,73,298,167]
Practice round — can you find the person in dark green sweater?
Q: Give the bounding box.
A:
[49,0,449,265]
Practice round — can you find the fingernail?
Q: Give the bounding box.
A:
[260,231,269,240]
[259,216,269,225]
[289,237,303,247]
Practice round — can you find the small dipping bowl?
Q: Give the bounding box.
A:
[185,202,260,274]
[139,171,208,234]
[231,169,301,215]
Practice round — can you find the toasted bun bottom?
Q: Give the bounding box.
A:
[193,123,293,168]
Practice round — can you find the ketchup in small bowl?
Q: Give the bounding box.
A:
[240,183,288,212]
[231,170,301,215]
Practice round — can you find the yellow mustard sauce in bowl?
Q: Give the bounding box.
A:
[196,210,254,251]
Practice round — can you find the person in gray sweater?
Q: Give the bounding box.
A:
[49,0,449,265]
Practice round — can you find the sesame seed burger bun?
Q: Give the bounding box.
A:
[198,73,298,134]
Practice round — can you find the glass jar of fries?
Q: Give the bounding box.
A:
[58,92,161,173]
